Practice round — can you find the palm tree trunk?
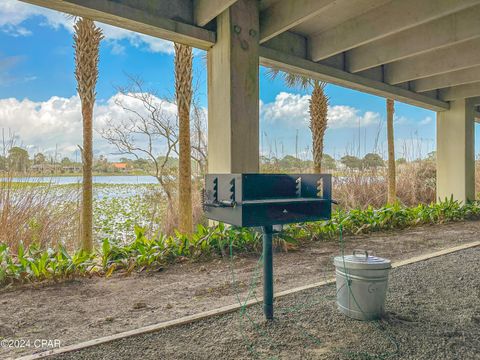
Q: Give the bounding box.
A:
[81,107,93,252]
[310,81,328,173]
[387,98,396,204]
[175,44,193,233]
[74,18,103,252]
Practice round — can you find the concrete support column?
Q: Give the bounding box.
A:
[436,98,476,202]
[207,0,259,173]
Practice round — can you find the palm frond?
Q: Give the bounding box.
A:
[265,67,328,91]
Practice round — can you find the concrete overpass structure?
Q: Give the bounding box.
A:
[20,0,480,202]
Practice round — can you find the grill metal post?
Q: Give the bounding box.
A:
[262,225,274,320]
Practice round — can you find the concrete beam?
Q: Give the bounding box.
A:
[259,46,449,112]
[19,0,216,49]
[208,0,259,173]
[261,31,308,59]
[385,38,480,85]
[259,0,336,43]
[194,0,238,26]
[439,83,480,101]
[19,0,452,112]
[436,98,476,202]
[346,5,480,73]
[310,0,480,61]
[412,66,480,93]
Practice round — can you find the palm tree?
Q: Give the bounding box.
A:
[386,98,396,204]
[174,43,193,233]
[74,18,103,252]
[268,71,328,172]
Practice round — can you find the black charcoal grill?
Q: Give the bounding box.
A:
[204,174,334,320]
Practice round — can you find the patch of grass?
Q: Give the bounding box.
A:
[0,181,49,189]
[1,198,479,286]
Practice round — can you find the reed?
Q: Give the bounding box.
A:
[333,161,436,209]
[0,172,80,251]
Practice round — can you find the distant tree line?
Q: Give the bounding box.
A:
[0,145,185,175]
[258,151,438,174]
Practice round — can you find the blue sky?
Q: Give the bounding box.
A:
[0,0,460,162]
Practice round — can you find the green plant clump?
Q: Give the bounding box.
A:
[1,198,479,286]
[287,197,480,240]
[0,223,259,285]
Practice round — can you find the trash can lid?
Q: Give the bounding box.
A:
[334,249,391,270]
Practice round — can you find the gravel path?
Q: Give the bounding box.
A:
[4,221,479,359]
[54,247,480,360]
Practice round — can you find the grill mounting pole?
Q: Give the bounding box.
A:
[262,225,274,320]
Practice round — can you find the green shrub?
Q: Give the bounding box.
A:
[1,197,479,286]
[288,197,480,241]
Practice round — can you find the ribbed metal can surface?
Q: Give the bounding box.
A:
[334,250,391,320]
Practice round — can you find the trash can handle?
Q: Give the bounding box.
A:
[353,249,369,259]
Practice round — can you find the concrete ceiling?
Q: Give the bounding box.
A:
[19,0,480,111]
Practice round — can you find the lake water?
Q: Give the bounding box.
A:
[10,175,159,185]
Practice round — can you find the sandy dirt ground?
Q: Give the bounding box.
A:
[55,247,480,360]
[1,220,479,359]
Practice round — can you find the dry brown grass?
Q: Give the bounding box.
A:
[160,182,205,234]
[396,160,436,205]
[0,173,80,251]
[333,161,436,209]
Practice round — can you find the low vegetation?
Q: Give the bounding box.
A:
[1,198,479,286]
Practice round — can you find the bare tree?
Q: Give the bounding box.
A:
[101,76,178,208]
[100,75,207,221]
[74,18,103,252]
[190,99,207,178]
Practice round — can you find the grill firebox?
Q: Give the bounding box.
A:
[204,174,332,226]
[203,174,334,320]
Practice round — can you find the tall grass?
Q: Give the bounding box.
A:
[396,160,436,205]
[148,181,206,235]
[0,173,80,251]
[334,161,436,209]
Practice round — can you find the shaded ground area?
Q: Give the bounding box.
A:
[54,247,480,360]
[1,220,480,358]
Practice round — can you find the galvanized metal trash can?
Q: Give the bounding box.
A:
[334,250,391,320]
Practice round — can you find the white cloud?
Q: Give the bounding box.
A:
[328,106,380,128]
[1,24,32,36]
[0,93,180,159]
[393,115,409,125]
[0,0,174,54]
[0,0,68,30]
[261,92,310,126]
[419,116,433,126]
[261,92,381,129]
[0,95,84,155]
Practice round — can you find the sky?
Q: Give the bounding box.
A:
[0,0,464,162]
